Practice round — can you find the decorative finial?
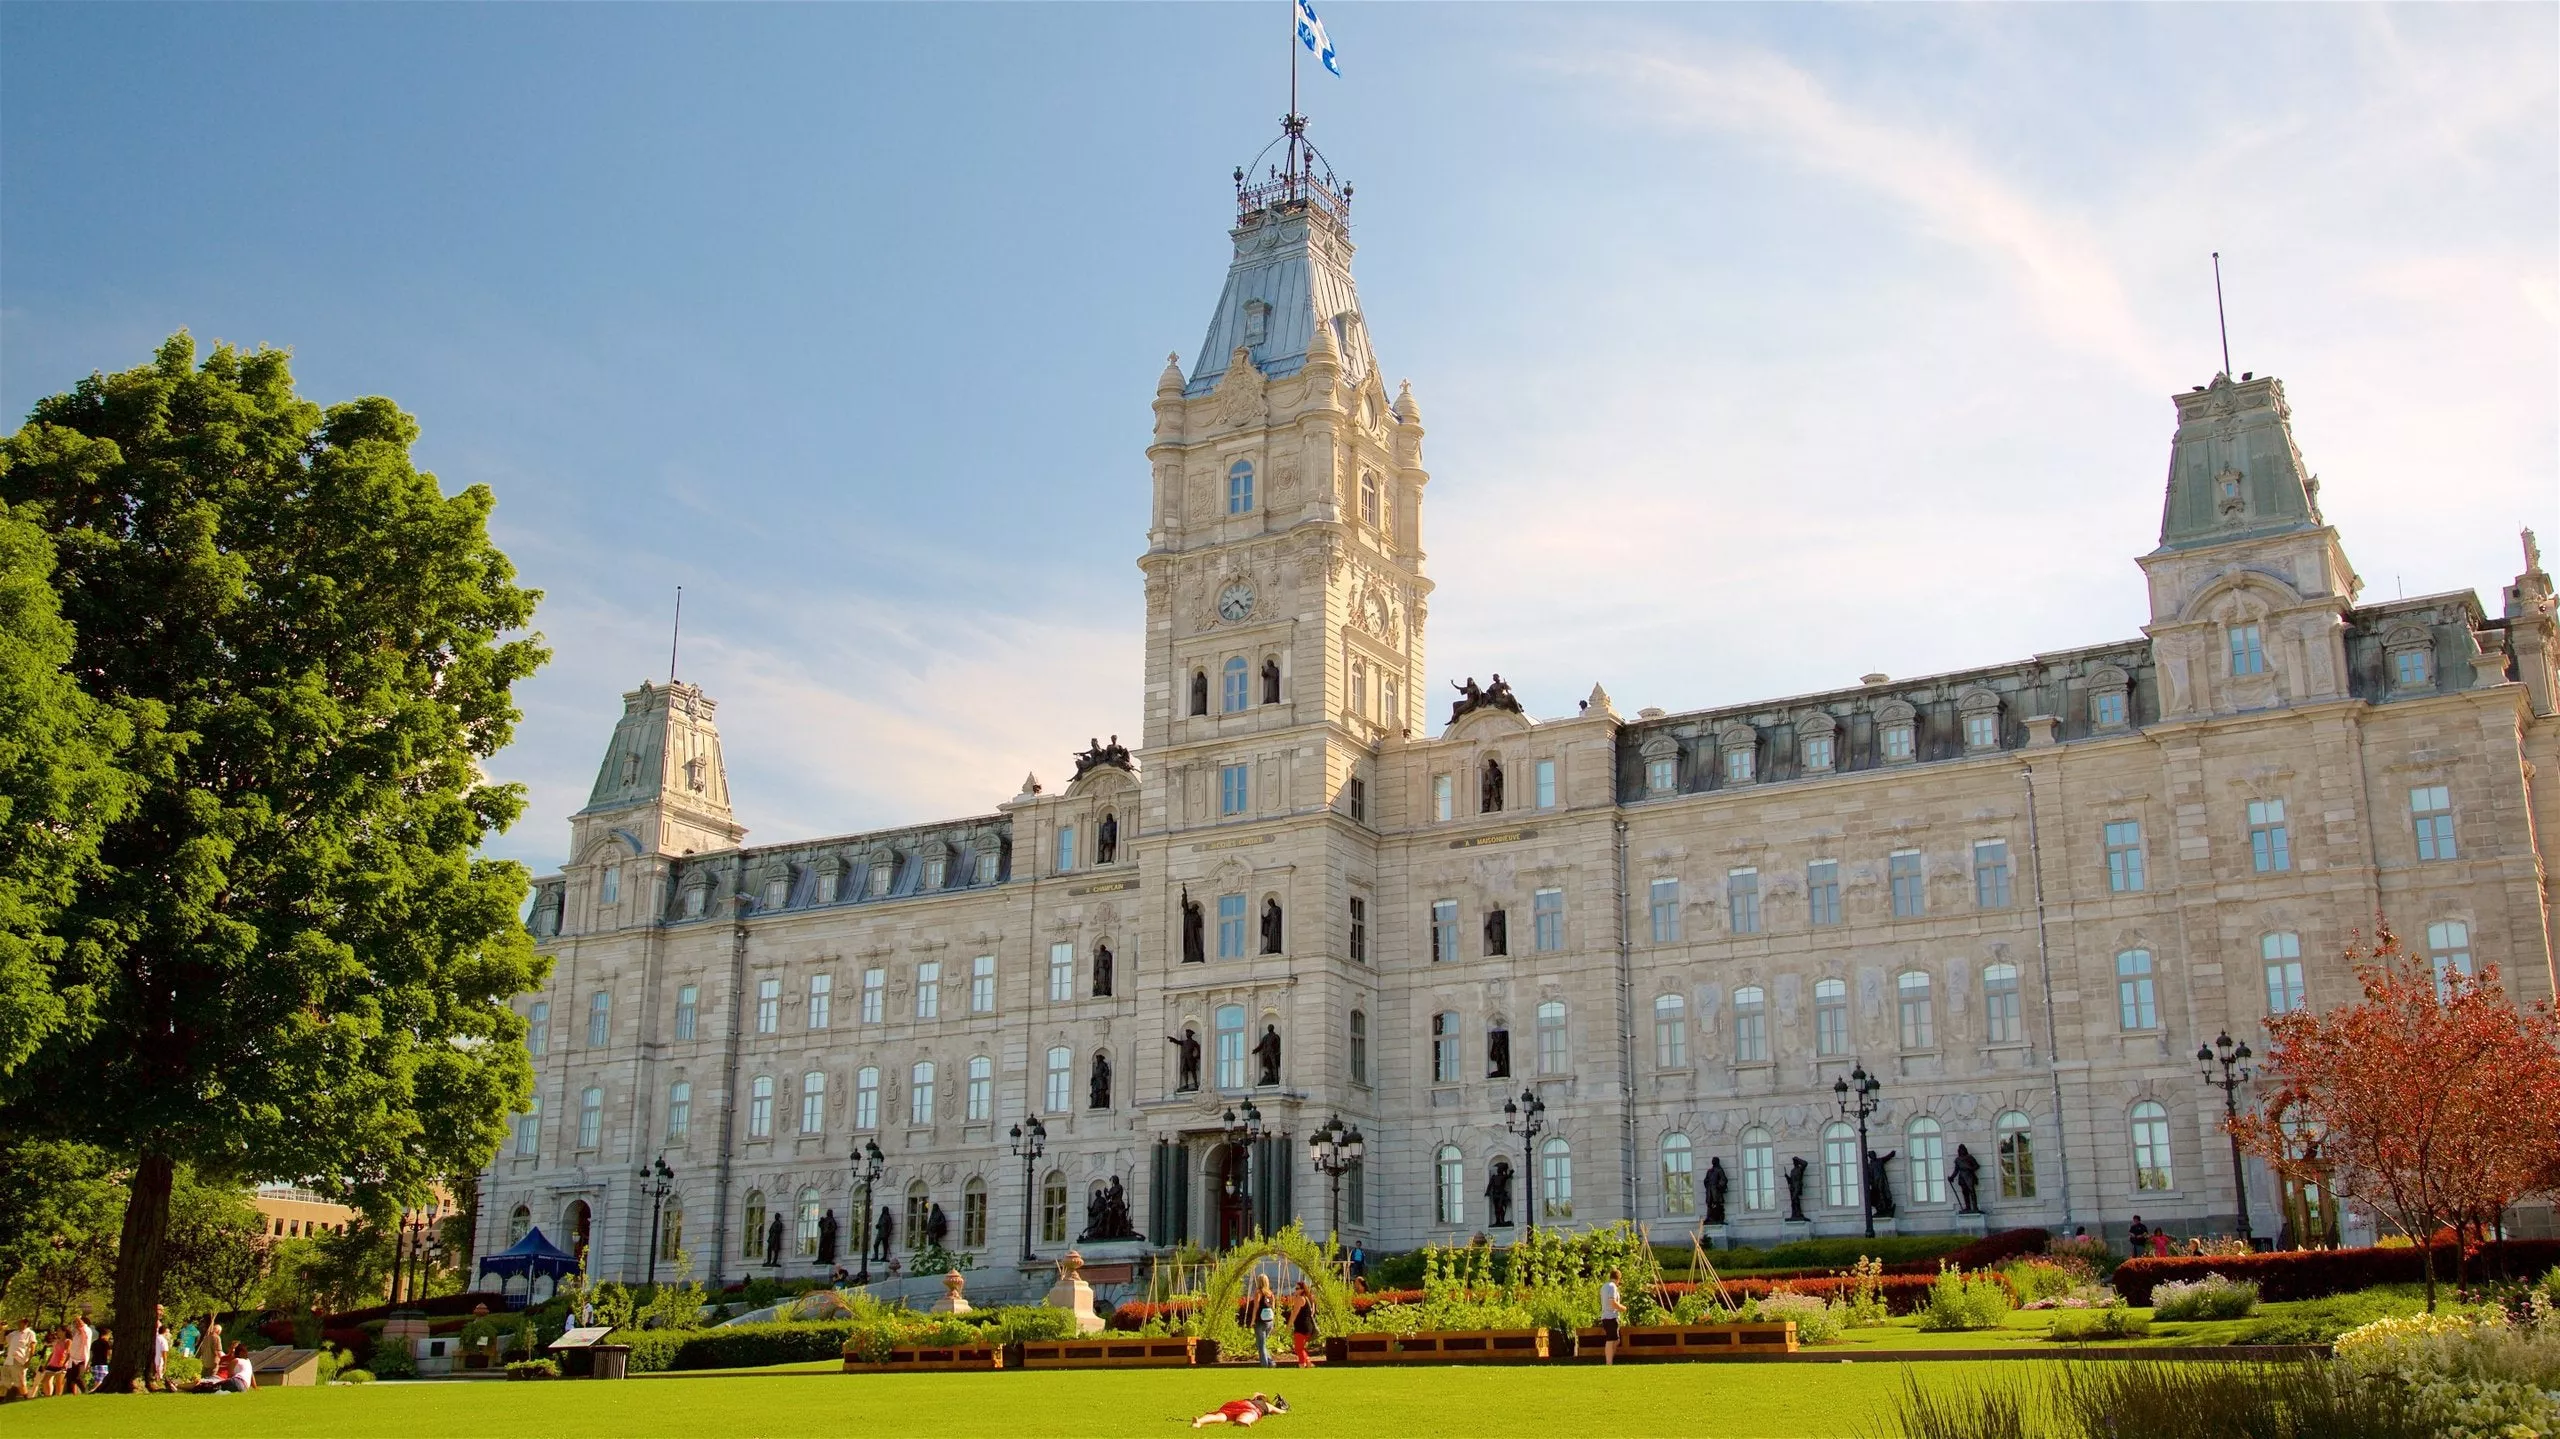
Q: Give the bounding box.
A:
[1158,352,1184,394]
[1392,378,1419,423]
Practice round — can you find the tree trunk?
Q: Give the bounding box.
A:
[2419,1229,2439,1313]
[107,1151,177,1392]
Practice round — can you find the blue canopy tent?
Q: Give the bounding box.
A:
[477,1226,581,1309]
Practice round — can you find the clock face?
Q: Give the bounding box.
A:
[1218,583,1256,622]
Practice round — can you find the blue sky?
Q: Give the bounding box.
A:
[5,3,2553,872]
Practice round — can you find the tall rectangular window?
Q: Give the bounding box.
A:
[2410,785,2456,862]
[1215,1005,1247,1090]
[2116,950,2158,1030]
[915,960,941,1019]
[1649,877,1681,944]
[755,979,779,1035]
[1227,460,1253,514]
[600,866,620,904]
[2427,920,2473,996]
[1347,776,1366,823]
[1217,894,1247,958]
[2248,799,2292,873]
[861,968,885,1024]
[1742,1132,1775,1211]
[1045,1047,1072,1114]
[1431,899,1459,963]
[666,1081,690,1142]
[1806,861,1841,926]
[1733,987,1767,1063]
[1349,1009,1368,1085]
[1897,971,1934,1050]
[1814,978,1848,1056]
[1048,942,1075,1003]
[672,986,697,1042]
[1889,851,1924,917]
[1431,1012,1460,1083]
[1653,994,1688,1069]
[2262,932,2305,1014]
[1535,1001,1568,1075]
[1973,840,2011,909]
[807,974,833,1030]
[1983,963,2022,1044]
[578,1086,603,1149]
[1726,869,1760,935]
[2228,623,2267,676]
[748,1075,773,1139]
[800,1071,825,1133]
[909,1061,935,1126]
[588,991,612,1047]
[1532,888,1564,952]
[1220,764,1249,816]
[1348,897,1367,962]
[527,999,549,1057]
[1535,759,1557,809]
[2105,821,2146,892]
[855,1067,879,1130]
[970,954,996,1013]
[1432,774,1454,822]
[966,1055,991,1121]
[516,1095,541,1156]
[1055,826,1076,873]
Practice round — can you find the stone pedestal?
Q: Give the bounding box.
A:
[930,1268,974,1315]
[1043,1249,1106,1334]
[1780,1219,1814,1245]
[1701,1224,1730,1250]
[1866,1217,1900,1238]
[1954,1211,1991,1237]
[384,1312,453,1376]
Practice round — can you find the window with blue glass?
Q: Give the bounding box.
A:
[1227,460,1254,515]
[1220,763,1248,815]
[1216,894,1248,958]
[1223,657,1250,712]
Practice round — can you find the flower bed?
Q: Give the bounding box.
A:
[1657,1273,1978,1317]
[2112,1240,2560,1305]
[1016,1336,1206,1369]
[1110,1289,1424,1331]
[1326,1327,1550,1364]
[1569,1321,1796,1360]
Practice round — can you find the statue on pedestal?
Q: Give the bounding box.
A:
[1169,1029,1202,1091]
[1255,1025,1282,1086]
[1078,1176,1141,1243]
[1092,943,1114,997]
[816,1210,839,1266]
[1089,1052,1112,1110]
[1703,1157,1729,1225]
[1950,1144,1983,1214]
[1181,890,1205,964]
[1864,1149,1899,1219]
[1260,898,1284,954]
[1096,812,1119,865]
[1485,1160,1515,1228]
[764,1212,786,1268]
[1783,1157,1810,1222]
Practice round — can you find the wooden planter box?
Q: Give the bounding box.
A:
[1018,1336,1203,1369]
[1573,1321,1798,1360]
[1327,1328,1550,1364]
[841,1345,1005,1372]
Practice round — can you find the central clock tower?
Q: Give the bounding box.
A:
[1129,126,1430,1241]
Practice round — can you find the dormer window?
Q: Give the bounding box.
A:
[1877,699,1918,764]
[2383,625,2433,694]
[1799,713,1838,773]
[867,852,896,899]
[1959,690,2002,752]
[1227,460,1255,515]
[682,881,708,920]
[2088,665,2132,730]
[1717,724,1756,784]
[762,877,788,911]
[2228,622,2268,676]
[1640,735,1681,796]
[600,866,620,905]
[923,853,948,891]
[817,861,843,905]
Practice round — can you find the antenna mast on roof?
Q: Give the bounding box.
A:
[2212,252,2234,381]
[668,586,683,684]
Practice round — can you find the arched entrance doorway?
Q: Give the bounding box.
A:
[1210,1143,1252,1250]
[564,1199,593,1270]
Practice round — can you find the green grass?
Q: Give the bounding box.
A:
[1,1361,2037,1438]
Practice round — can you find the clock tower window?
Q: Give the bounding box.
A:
[1222,657,1251,712]
[1227,460,1255,515]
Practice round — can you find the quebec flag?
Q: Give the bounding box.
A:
[1296,0,1340,76]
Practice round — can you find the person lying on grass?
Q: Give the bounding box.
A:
[1190,1392,1289,1427]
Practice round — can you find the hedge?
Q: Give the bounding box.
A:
[327,1292,511,1326]
[620,1321,861,1373]
[2111,1239,2560,1306]
[1659,1273,2002,1317]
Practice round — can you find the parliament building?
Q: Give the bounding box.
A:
[479,124,2560,1294]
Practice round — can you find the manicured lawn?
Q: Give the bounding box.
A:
[3,1361,2018,1437]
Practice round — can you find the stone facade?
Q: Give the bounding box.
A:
[480,147,2560,1290]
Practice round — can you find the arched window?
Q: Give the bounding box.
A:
[1190,670,1209,716]
[796,1187,823,1256]
[2130,1101,2173,1191]
[1741,1128,1776,1212]
[1908,1118,1946,1204]
[741,1189,767,1254]
[1983,962,2022,1044]
[1359,469,1380,526]
[1040,1170,1069,1244]
[1435,1145,1466,1225]
[1653,993,1687,1068]
[1227,459,1255,514]
[1814,977,1849,1056]
[1660,1133,1695,1216]
[659,1198,684,1262]
[1214,1004,1247,1089]
[508,1205,532,1246]
[1540,1137,1573,1220]
[855,1067,880,1130]
[1223,656,1250,713]
[1733,986,1768,1063]
[962,1177,988,1249]
[967,1055,993,1122]
[905,1180,931,1251]
[748,1074,774,1138]
[1349,656,1367,718]
[1261,657,1281,705]
[577,1085,604,1149]
[800,1071,826,1134]
[1823,1121,1860,1208]
[909,1060,936,1126]
[1997,1111,2036,1199]
[1897,970,1935,1050]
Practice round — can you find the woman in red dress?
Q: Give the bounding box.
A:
[1190,1392,1288,1427]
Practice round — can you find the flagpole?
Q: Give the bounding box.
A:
[1289,0,1299,183]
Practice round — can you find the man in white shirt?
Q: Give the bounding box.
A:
[1597,1269,1623,1367]
[65,1313,92,1394]
[4,1317,38,1398]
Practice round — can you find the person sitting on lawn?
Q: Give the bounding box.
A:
[1190,1392,1288,1427]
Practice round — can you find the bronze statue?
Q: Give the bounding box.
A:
[1486,1025,1511,1079]
[1483,908,1508,956]
[764,1211,787,1268]
[1703,1157,1729,1225]
[1095,811,1119,864]
[1169,1029,1202,1091]
[927,1202,949,1248]
[1260,897,1284,954]
[1078,1176,1141,1243]
[1190,672,1208,715]
[1951,1144,1983,1214]
[816,1210,839,1266]
[1181,889,1205,964]
[1092,942,1114,997]
[871,1206,895,1264]
[1260,657,1280,705]
[1450,674,1526,723]
[1865,1149,1899,1219]
[1073,735,1134,779]
[1784,1157,1810,1221]
[1481,757,1504,813]
[1485,1159,1514,1227]
[1255,1024,1282,1086]
[1089,1051,1112,1110]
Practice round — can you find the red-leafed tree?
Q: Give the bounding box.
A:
[2231,922,2560,1309]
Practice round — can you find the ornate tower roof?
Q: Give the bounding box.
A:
[1187,118,1377,397]
[2154,372,2324,553]
[573,679,744,857]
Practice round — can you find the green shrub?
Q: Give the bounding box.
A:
[987,1306,1077,1346]
[1758,1291,1845,1344]
[2047,1305,2150,1342]
[335,1368,375,1384]
[1916,1267,2015,1332]
[2003,1258,2089,1306]
[506,1359,559,1380]
[165,1354,203,1386]
[1881,1360,2438,1439]
[2151,1273,2260,1322]
[624,1320,861,1372]
[366,1335,418,1380]
[1351,1302,1422,1337]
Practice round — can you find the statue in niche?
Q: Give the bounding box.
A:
[1950,1145,1983,1214]
[1485,1160,1515,1227]
[1079,1176,1141,1243]
[1190,672,1209,716]
[1096,811,1119,864]
[1703,1158,1730,1225]
[871,1207,895,1264]
[1864,1149,1899,1219]
[816,1210,839,1266]
[1486,1026,1511,1080]
[1089,1052,1112,1110]
[1261,657,1281,704]
[1092,943,1114,997]
[1169,1029,1202,1091]
[1260,898,1284,955]
[1483,909,1508,956]
[1255,1024,1282,1086]
[927,1203,949,1248]
[764,1212,786,1268]
[1481,758,1504,814]
[1181,889,1205,963]
[1784,1157,1810,1222]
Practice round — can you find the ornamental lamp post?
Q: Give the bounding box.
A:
[1308,1115,1364,1248]
[1502,1089,1547,1234]
[1010,1117,1048,1263]
[1835,1064,1883,1239]
[851,1138,884,1283]
[641,1156,675,1290]
[2198,1031,2256,1246]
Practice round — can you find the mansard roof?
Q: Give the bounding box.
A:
[1187,174,1376,397]
[2155,372,2323,554]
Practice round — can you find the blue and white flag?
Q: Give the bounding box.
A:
[1296,0,1340,76]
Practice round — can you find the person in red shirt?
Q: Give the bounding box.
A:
[1190,1392,1288,1428]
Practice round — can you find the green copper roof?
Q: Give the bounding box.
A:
[2154,373,2323,553]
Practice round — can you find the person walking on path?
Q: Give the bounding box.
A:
[42,1327,70,1397]
[1248,1275,1277,1368]
[1288,1281,1317,1368]
[64,1312,91,1394]
[151,1318,171,1392]
[201,1318,223,1377]
[2125,1216,2149,1255]
[1597,1269,1624,1367]
[178,1319,199,1359]
[3,1316,36,1398]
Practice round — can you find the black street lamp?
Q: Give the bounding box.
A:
[1835,1065,1883,1239]
[394,1199,443,1305]
[1502,1089,1547,1234]
[1010,1116,1048,1263]
[851,1138,884,1283]
[1307,1114,1365,1248]
[2198,1031,2256,1245]
[641,1155,675,1290]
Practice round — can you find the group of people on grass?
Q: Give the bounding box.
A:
[1,1306,256,1399]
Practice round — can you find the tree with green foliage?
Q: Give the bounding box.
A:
[0,332,550,1389]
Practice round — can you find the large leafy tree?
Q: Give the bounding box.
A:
[0,333,549,1387]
